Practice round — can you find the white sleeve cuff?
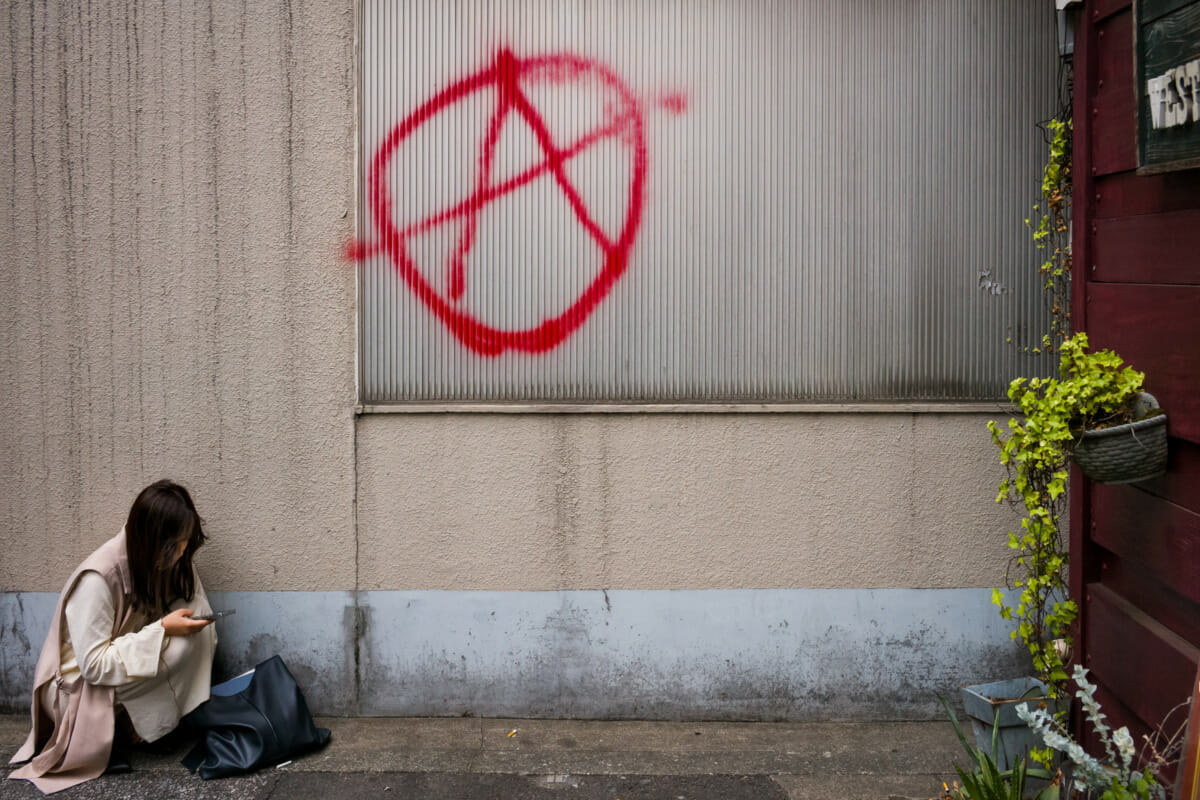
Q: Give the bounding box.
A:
[112,620,166,679]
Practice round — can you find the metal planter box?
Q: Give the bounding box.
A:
[960,677,1056,771]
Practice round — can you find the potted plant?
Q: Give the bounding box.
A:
[1069,387,1168,485]
[1009,114,1167,487]
[939,694,1059,800]
[995,332,1168,488]
[979,333,1167,766]
[960,677,1061,775]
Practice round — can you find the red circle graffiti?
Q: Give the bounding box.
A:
[355,48,649,356]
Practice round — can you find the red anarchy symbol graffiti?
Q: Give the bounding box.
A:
[349,48,684,355]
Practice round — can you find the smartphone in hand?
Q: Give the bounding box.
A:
[193,609,236,621]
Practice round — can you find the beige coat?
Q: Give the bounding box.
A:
[8,531,216,794]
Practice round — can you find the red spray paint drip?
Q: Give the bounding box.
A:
[656,92,688,115]
[349,48,680,356]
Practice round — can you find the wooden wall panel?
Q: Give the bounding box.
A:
[1092,484,1200,603]
[1091,0,1131,21]
[1092,10,1137,175]
[1138,438,1200,513]
[1084,583,1199,730]
[1086,283,1200,445]
[1103,554,1200,648]
[1095,170,1200,218]
[1093,210,1200,284]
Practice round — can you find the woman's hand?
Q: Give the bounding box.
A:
[162,608,212,637]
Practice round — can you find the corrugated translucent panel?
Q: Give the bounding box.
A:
[358,0,1059,403]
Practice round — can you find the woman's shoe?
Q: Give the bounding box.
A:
[134,726,190,755]
[104,733,131,775]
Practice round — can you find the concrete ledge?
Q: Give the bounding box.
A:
[358,588,1027,720]
[1,588,1027,719]
[357,402,1013,414]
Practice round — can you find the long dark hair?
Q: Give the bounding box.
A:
[125,480,207,616]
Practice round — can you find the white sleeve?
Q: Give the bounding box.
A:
[65,572,166,685]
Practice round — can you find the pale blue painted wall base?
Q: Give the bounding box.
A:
[0,588,1028,719]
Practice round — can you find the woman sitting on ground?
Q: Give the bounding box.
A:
[9,480,217,794]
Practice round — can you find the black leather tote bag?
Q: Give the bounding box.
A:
[182,655,331,779]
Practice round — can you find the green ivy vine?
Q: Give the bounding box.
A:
[1025,117,1073,355]
[989,333,1148,708]
[986,100,1087,726]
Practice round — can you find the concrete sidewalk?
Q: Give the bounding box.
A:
[1,714,964,799]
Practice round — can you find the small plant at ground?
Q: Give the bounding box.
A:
[936,696,1058,800]
[1018,665,1186,800]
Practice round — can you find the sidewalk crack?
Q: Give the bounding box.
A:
[260,772,284,800]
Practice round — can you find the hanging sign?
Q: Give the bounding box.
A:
[1137,0,1200,172]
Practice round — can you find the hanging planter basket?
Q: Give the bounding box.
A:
[1071,392,1168,484]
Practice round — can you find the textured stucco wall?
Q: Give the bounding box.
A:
[0,2,358,592]
[0,0,1038,720]
[0,0,1025,597]
[355,412,1017,591]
